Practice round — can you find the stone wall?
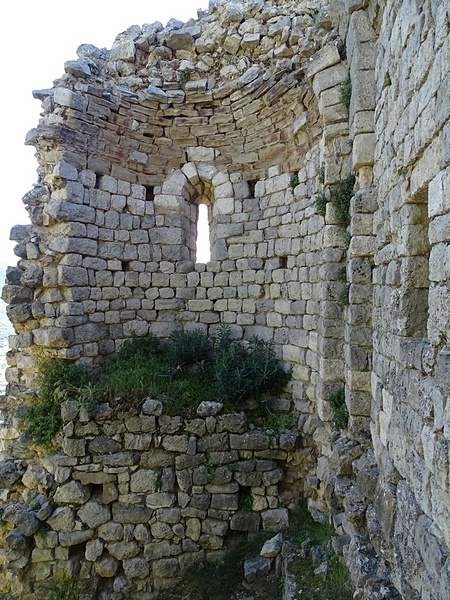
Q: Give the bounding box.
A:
[1,0,450,598]
[0,398,304,598]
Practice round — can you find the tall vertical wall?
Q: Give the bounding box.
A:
[1,0,449,598]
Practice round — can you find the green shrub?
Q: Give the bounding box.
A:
[167,329,212,367]
[330,175,355,226]
[338,284,350,306]
[318,165,325,185]
[327,388,348,429]
[18,360,89,447]
[288,502,353,600]
[37,575,80,600]
[316,193,328,217]
[199,326,291,405]
[20,328,291,437]
[290,173,300,189]
[337,39,347,61]
[337,267,347,283]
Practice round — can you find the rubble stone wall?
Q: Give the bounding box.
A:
[1,399,303,598]
[1,0,450,598]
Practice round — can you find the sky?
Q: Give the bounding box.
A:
[0,0,209,266]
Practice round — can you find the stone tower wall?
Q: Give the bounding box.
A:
[1,0,450,598]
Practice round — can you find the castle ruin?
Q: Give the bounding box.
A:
[0,0,449,598]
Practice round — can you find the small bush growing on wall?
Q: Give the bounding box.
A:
[316,193,328,217]
[330,175,355,226]
[17,360,89,446]
[37,575,80,600]
[327,388,348,429]
[198,325,292,405]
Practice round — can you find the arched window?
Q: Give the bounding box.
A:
[196,202,211,263]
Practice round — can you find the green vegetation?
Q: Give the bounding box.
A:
[337,268,350,306]
[199,326,291,406]
[178,531,274,600]
[327,388,348,429]
[178,71,188,89]
[337,267,347,283]
[205,455,215,483]
[18,327,291,446]
[239,494,254,512]
[37,576,80,600]
[338,284,350,306]
[330,175,355,226]
[316,193,328,217]
[318,165,325,185]
[340,74,352,108]
[17,360,89,447]
[288,503,353,600]
[337,40,347,61]
[290,173,300,189]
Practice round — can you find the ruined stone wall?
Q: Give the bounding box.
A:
[1,0,450,598]
[1,399,303,598]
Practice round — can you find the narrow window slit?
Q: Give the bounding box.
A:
[196,204,211,263]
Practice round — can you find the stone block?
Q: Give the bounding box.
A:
[313,63,348,96]
[53,87,88,111]
[306,43,341,78]
[352,132,375,169]
[112,504,153,524]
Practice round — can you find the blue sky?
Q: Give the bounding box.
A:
[0,0,208,266]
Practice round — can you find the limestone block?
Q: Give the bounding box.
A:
[85,538,103,562]
[241,32,260,50]
[306,43,341,79]
[33,327,74,348]
[313,63,348,96]
[428,168,449,218]
[53,160,78,181]
[53,481,90,505]
[429,213,450,245]
[129,150,148,165]
[78,501,111,528]
[94,554,120,577]
[45,507,75,532]
[244,556,272,580]
[229,431,269,450]
[123,557,150,580]
[112,504,153,524]
[44,201,95,223]
[348,71,375,118]
[230,512,260,532]
[53,87,88,111]
[3,505,40,537]
[59,529,94,547]
[201,518,228,536]
[110,40,136,61]
[49,237,98,255]
[352,132,375,169]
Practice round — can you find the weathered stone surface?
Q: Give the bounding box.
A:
[261,509,289,532]
[59,529,94,547]
[78,501,111,528]
[112,504,153,524]
[2,504,40,537]
[0,460,23,488]
[53,481,90,505]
